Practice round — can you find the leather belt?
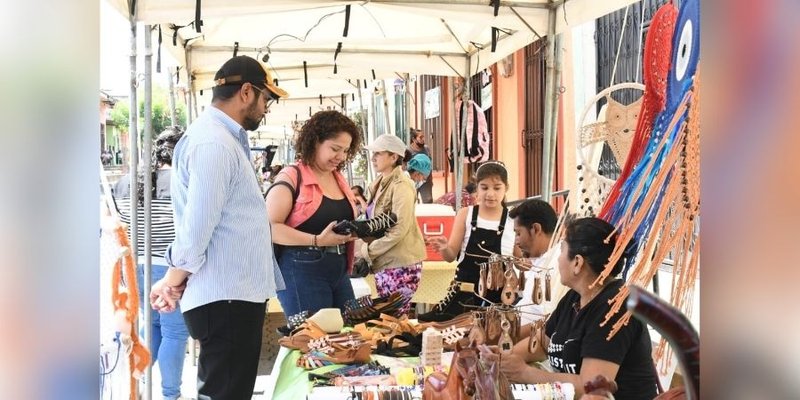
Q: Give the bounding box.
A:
[284,245,347,255]
[319,245,346,255]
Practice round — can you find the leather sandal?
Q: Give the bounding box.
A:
[307,332,366,354]
[277,320,327,352]
[297,342,372,369]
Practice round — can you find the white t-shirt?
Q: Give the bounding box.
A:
[456,206,516,263]
[518,245,566,325]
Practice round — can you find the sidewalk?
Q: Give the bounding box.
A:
[143,353,275,399]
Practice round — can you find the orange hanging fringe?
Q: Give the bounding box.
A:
[111,225,151,400]
[596,73,700,373]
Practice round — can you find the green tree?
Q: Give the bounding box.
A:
[350,110,369,179]
[109,86,188,140]
[109,102,130,133]
[139,87,187,139]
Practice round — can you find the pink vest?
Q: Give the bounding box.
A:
[282,161,357,272]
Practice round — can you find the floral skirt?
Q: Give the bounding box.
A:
[373,262,423,315]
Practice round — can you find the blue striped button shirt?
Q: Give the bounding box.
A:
[165,106,284,312]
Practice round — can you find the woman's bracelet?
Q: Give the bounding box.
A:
[312,234,318,247]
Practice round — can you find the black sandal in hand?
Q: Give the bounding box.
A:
[333,212,398,238]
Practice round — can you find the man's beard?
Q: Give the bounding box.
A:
[243,115,262,131]
[242,97,264,131]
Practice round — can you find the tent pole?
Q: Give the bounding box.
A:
[382,81,392,136]
[168,68,178,126]
[283,126,290,165]
[541,10,556,203]
[192,90,200,121]
[189,46,199,119]
[356,81,373,185]
[344,94,354,184]
[448,78,456,197]
[186,49,194,124]
[404,74,412,142]
[142,24,154,400]
[455,59,471,212]
[546,33,563,203]
[194,45,465,58]
[346,163,354,184]
[365,0,549,8]
[184,46,198,367]
[127,15,144,399]
[367,86,378,182]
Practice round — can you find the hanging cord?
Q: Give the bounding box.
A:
[100,161,119,220]
[635,3,645,83]
[609,4,630,86]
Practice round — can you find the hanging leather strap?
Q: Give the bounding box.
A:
[156,25,162,73]
[194,0,202,32]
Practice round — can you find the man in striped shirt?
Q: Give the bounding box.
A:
[150,55,287,399]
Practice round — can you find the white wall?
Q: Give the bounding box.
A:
[571,20,599,128]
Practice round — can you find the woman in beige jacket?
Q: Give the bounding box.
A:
[361,134,427,314]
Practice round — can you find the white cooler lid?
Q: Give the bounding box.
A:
[415,203,456,217]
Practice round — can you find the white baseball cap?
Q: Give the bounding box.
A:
[366,134,407,156]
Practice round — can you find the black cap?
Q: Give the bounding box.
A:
[213,55,288,98]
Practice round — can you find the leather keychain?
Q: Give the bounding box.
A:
[528,319,544,354]
[478,264,487,298]
[545,272,552,302]
[532,273,544,305]
[486,262,493,290]
[498,315,514,354]
[501,268,518,305]
[485,307,500,344]
[492,262,505,290]
[468,314,487,345]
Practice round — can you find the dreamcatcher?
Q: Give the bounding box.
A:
[575,82,645,217]
[592,0,700,375]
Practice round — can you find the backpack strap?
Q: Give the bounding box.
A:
[266,165,302,204]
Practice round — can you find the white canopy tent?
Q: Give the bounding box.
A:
[109,1,632,82]
[108,0,636,197]
[109,1,637,124]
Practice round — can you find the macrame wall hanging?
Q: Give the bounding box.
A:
[569,0,651,221]
[599,1,679,217]
[593,0,700,376]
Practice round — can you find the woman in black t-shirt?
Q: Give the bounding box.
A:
[499,217,658,400]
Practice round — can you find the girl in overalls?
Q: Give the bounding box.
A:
[419,161,519,322]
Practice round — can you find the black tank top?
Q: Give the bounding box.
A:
[295,196,353,235]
